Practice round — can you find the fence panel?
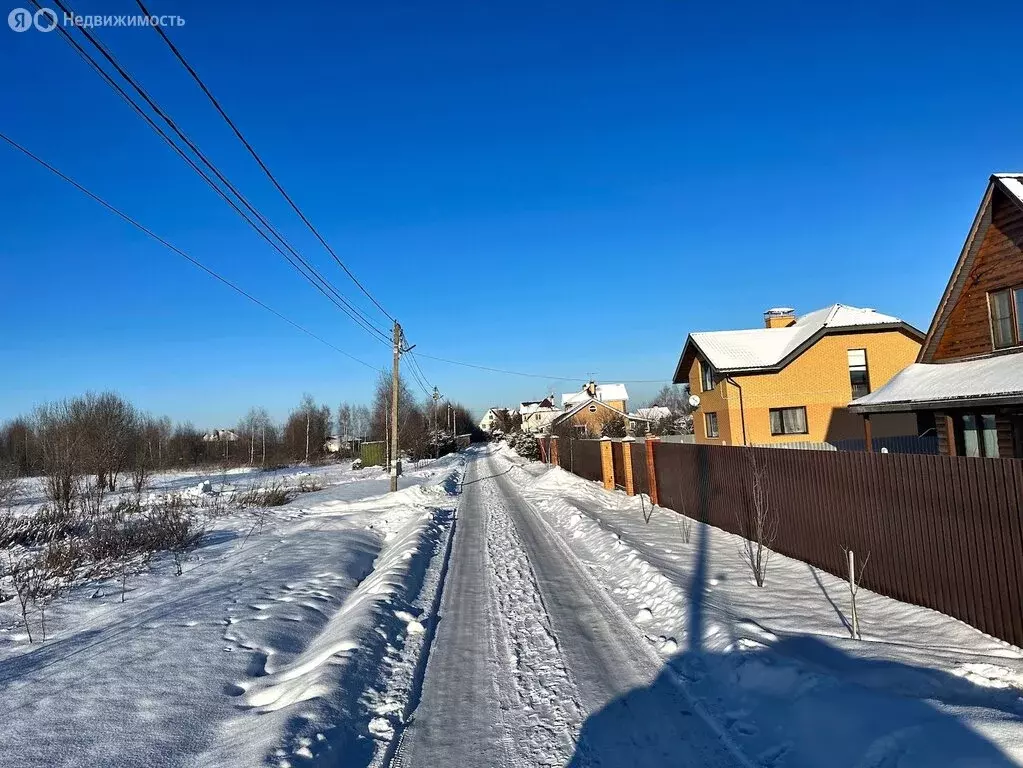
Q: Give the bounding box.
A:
[565,438,1023,647]
[572,440,603,483]
[611,441,625,490]
[631,442,649,497]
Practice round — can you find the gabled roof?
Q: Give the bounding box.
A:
[562,383,629,407]
[633,406,671,421]
[849,354,1023,413]
[552,397,653,428]
[519,397,557,415]
[672,304,923,382]
[919,174,1023,362]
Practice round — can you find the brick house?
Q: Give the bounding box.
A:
[551,397,649,437]
[850,175,1023,458]
[561,381,629,413]
[672,305,923,446]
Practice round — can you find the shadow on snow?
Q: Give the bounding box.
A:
[568,449,1020,768]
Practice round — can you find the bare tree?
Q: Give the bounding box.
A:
[843,547,870,640]
[0,461,18,512]
[35,400,84,514]
[284,396,331,464]
[351,405,371,440]
[736,449,777,587]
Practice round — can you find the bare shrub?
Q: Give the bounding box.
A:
[9,555,36,642]
[736,449,777,587]
[0,505,83,549]
[297,476,323,494]
[238,482,293,508]
[147,501,204,576]
[8,554,55,642]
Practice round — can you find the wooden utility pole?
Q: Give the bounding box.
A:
[390,321,402,492]
[432,386,441,459]
[305,411,311,462]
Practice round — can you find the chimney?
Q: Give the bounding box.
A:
[764,307,796,329]
[585,380,597,397]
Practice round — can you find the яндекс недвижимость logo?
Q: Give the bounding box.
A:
[8,7,57,31]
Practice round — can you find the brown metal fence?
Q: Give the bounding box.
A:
[571,439,603,483]
[644,442,1023,647]
[539,434,1023,647]
[631,442,649,497]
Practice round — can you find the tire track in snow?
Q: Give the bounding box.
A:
[480,477,585,766]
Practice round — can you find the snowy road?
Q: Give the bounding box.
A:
[393,449,740,767]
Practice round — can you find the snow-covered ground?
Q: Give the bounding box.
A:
[4,444,1022,767]
[0,456,464,767]
[504,446,1023,767]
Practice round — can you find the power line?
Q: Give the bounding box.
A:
[405,352,433,398]
[36,0,391,347]
[0,131,383,373]
[134,0,394,325]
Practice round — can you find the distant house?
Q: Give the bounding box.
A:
[520,397,560,434]
[562,381,629,413]
[202,429,240,443]
[632,406,671,423]
[324,435,360,454]
[478,408,510,433]
[552,396,649,437]
[851,175,1023,458]
[672,305,923,446]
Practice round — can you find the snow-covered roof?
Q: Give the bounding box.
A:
[633,406,671,421]
[850,354,1023,413]
[562,384,629,407]
[203,429,240,442]
[554,397,632,424]
[688,304,912,373]
[993,174,1023,207]
[519,398,557,415]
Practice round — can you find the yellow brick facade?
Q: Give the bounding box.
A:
[688,330,921,445]
[562,400,628,435]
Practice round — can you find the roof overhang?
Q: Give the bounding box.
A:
[850,392,1023,415]
[672,322,924,383]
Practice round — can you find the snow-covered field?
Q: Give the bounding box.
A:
[503,446,1023,767]
[0,456,464,767]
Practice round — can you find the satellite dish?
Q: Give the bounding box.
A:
[688,394,701,410]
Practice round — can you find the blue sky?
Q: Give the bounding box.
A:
[1,1,1021,427]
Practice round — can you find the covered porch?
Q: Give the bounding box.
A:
[850,355,1023,459]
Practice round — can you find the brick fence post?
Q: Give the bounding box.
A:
[599,436,615,491]
[621,436,635,495]
[550,436,559,467]
[645,436,660,506]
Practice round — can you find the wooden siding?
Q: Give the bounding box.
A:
[933,189,1023,361]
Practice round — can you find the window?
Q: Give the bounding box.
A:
[705,412,719,438]
[989,287,1023,349]
[958,413,999,458]
[848,348,870,398]
[588,404,597,413]
[701,360,717,392]
[573,425,586,437]
[769,406,808,435]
